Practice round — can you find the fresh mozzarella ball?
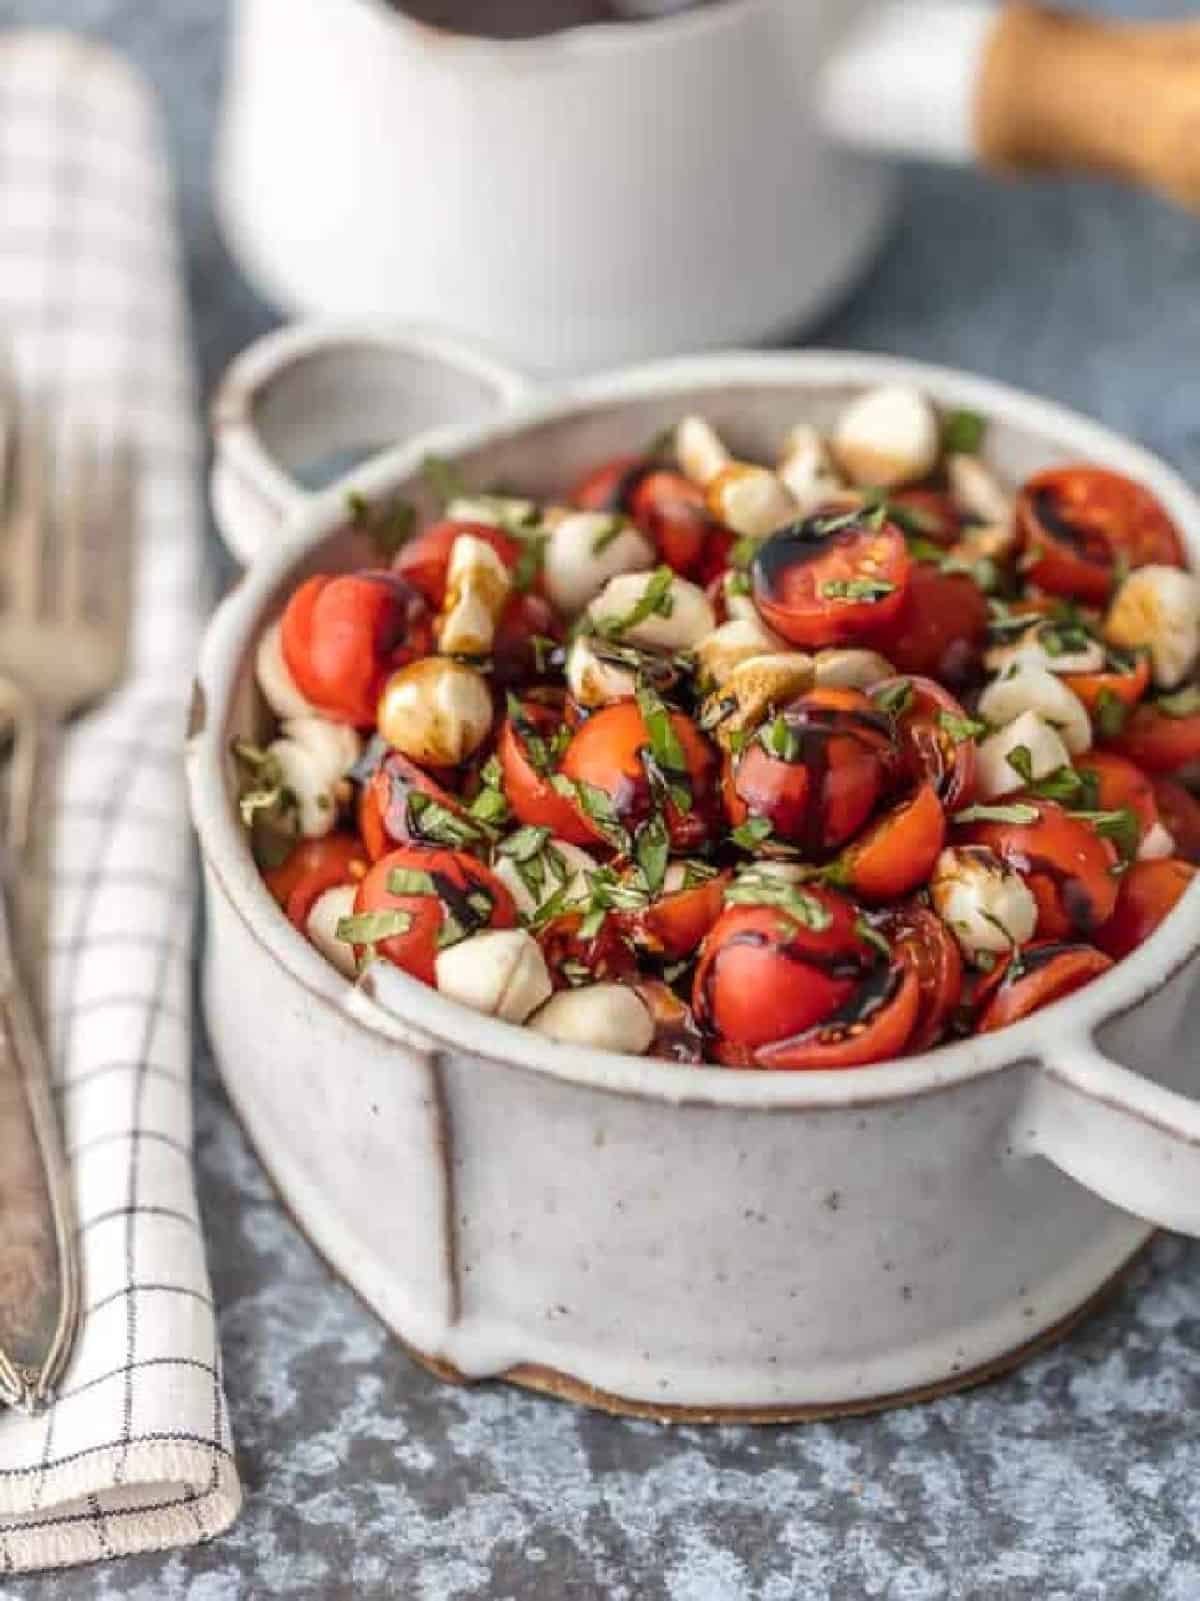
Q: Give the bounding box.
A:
[1104,565,1200,689]
[985,624,1105,677]
[978,666,1092,755]
[493,838,595,919]
[377,658,493,767]
[529,983,655,1054]
[542,511,655,617]
[675,414,731,488]
[1138,821,1176,861]
[281,715,362,786]
[255,619,316,720]
[565,635,638,708]
[946,452,1012,526]
[435,930,553,1024]
[976,711,1073,799]
[694,616,788,687]
[705,464,796,539]
[267,737,338,838]
[776,423,844,511]
[587,571,716,652]
[930,846,1038,963]
[831,385,939,489]
[439,533,512,656]
[812,648,896,690]
[305,884,358,978]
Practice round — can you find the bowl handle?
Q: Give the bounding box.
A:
[210,321,539,567]
[1023,1031,1200,1235]
[821,2,1200,213]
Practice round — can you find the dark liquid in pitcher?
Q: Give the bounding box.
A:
[389,0,704,39]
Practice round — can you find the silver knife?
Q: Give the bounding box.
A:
[0,678,77,1411]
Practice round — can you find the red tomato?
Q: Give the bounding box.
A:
[959,800,1119,940]
[569,454,644,512]
[627,870,730,960]
[871,565,989,688]
[833,783,946,902]
[1062,654,1150,721]
[358,750,478,861]
[1106,703,1200,774]
[492,590,561,687]
[560,701,721,852]
[889,490,961,547]
[1097,858,1197,959]
[538,910,639,988]
[1073,750,1159,844]
[351,846,516,986]
[498,699,597,845]
[692,892,873,1050]
[392,520,520,607]
[869,674,978,811]
[264,834,368,930]
[751,513,911,648]
[724,688,897,854]
[627,470,731,581]
[1151,776,1200,864]
[978,941,1113,1032]
[281,571,434,727]
[752,961,920,1070]
[875,904,963,1053]
[1018,466,1185,604]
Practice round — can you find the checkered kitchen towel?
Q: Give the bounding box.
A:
[0,32,239,1568]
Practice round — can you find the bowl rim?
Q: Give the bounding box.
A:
[189,347,1200,1110]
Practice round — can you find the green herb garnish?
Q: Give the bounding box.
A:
[954,802,1040,825]
[593,565,675,640]
[1094,687,1129,739]
[1071,807,1140,862]
[634,814,670,897]
[731,816,774,850]
[724,871,831,929]
[938,711,986,744]
[873,677,914,719]
[636,679,692,813]
[336,909,413,944]
[387,867,438,897]
[820,578,896,603]
[942,409,986,455]
[1005,745,1035,785]
[408,790,487,848]
[590,516,627,555]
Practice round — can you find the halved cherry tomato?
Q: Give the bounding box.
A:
[392,519,520,607]
[692,892,873,1050]
[832,783,946,902]
[889,490,961,547]
[538,910,639,988]
[1096,858,1197,960]
[1018,466,1185,605]
[498,699,598,845]
[751,512,911,648]
[569,454,645,513]
[753,961,919,1070]
[1151,776,1200,864]
[627,870,730,960]
[875,904,963,1052]
[978,941,1113,1032]
[351,846,515,985]
[280,571,434,726]
[1062,653,1150,721]
[1072,750,1159,846]
[560,700,720,852]
[724,688,898,855]
[959,799,1119,939]
[1106,703,1200,774]
[627,470,731,581]
[264,833,368,930]
[631,980,705,1063]
[869,674,978,811]
[493,590,561,687]
[871,565,989,688]
[358,750,478,861]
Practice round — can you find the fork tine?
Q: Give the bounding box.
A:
[6,405,49,620]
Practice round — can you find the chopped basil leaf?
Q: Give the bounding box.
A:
[386,867,438,897]
[636,679,692,813]
[551,775,629,850]
[498,824,553,863]
[469,783,510,827]
[760,714,801,763]
[336,909,413,944]
[593,565,675,640]
[942,409,986,455]
[1094,687,1129,739]
[820,578,895,602]
[446,493,539,534]
[731,816,773,850]
[1005,745,1035,784]
[729,536,758,570]
[680,860,720,888]
[724,871,832,929]
[531,634,558,674]
[727,726,751,757]
[726,570,752,597]
[955,802,1040,825]
[1071,806,1140,861]
[938,710,986,743]
[408,790,486,848]
[421,453,466,508]
[855,916,892,961]
[590,515,627,555]
[511,533,547,594]
[1157,684,1200,718]
[810,505,864,538]
[872,677,914,719]
[634,814,670,897]
[1037,619,1095,658]
[1024,764,1096,808]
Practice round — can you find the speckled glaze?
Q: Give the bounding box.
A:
[192,335,1200,1419]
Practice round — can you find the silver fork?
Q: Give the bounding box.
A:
[0,396,134,1409]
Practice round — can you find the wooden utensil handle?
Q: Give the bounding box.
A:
[978,3,1200,209]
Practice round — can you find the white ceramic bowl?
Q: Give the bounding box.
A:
[192,331,1200,1419]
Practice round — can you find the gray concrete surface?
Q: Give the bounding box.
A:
[3,1,1200,1595]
